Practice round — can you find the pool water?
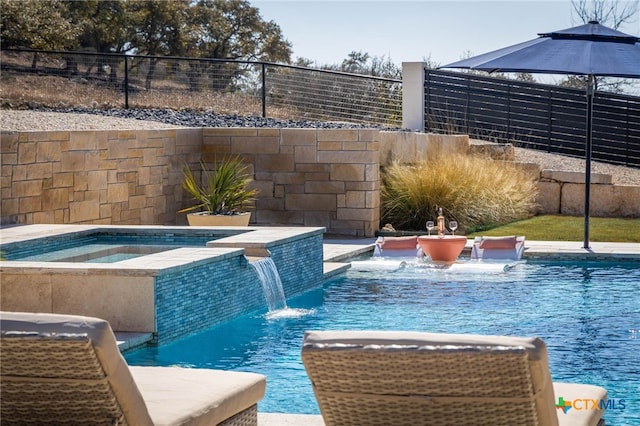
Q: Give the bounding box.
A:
[2,233,217,262]
[125,260,640,425]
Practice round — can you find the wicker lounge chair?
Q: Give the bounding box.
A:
[471,235,526,260]
[302,330,606,426]
[0,311,266,426]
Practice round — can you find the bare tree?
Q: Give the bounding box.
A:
[566,0,640,93]
[572,0,638,28]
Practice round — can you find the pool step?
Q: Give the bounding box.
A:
[115,332,153,352]
[323,262,350,279]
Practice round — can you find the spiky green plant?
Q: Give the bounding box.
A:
[381,154,537,232]
[179,156,258,215]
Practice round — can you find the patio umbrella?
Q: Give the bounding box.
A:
[440,21,640,249]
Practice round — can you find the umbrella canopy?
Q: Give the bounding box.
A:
[441,21,640,248]
[444,21,640,77]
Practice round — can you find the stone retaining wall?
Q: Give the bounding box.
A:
[1,128,386,236]
[1,128,202,226]
[200,128,381,236]
[2,128,638,237]
[535,169,640,217]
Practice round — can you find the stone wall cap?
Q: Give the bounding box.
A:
[540,169,612,184]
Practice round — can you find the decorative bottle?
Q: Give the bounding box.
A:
[437,207,445,238]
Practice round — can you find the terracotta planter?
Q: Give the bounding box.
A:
[417,236,467,263]
[186,212,251,226]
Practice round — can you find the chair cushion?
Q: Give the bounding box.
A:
[378,236,418,250]
[303,330,543,356]
[478,236,518,249]
[130,367,265,426]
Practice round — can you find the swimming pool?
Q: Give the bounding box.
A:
[124,259,640,425]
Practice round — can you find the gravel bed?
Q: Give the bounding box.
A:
[513,147,640,185]
[2,107,639,185]
[1,107,403,131]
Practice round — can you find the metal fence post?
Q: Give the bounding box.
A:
[124,55,129,109]
[261,63,266,118]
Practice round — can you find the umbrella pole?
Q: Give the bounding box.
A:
[583,75,594,249]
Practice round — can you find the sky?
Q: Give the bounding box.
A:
[251,0,640,69]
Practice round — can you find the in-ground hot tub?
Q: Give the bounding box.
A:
[0,224,325,343]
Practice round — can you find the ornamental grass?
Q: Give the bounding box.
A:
[381,154,538,233]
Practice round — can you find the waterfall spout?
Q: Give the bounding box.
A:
[249,257,287,312]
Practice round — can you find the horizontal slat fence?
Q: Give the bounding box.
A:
[424,69,640,168]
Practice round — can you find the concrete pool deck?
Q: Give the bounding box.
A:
[258,413,325,425]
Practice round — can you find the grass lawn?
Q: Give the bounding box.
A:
[466,215,640,243]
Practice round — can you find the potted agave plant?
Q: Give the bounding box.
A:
[179,156,259,226]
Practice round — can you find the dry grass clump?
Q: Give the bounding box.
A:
[1,74,122,109]
[1,71,299,119]
[0,72,249,112]
[381,154,538,233]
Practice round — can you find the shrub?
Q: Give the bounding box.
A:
[381,154,537,233]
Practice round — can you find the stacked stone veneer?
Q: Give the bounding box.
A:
[1,128,202,226]
[1,127,386,236]
[0,127,475,236]
[201,128,382,236]
[2,128,638,237]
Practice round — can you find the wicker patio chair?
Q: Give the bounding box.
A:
[0,311,266,426]
[302,330,606,426]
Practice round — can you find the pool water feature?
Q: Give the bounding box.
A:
[124,259,640,425]
[250,257,287,311]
